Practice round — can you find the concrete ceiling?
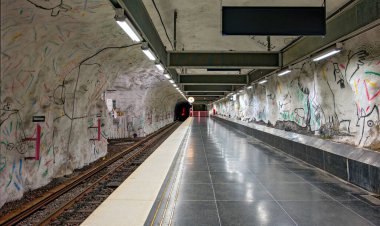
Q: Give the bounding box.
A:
[119,0,361,104]
[142,0,352,52]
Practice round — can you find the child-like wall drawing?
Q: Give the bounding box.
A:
[214,26,380,150]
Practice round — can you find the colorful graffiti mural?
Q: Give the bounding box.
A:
[215,27,380,150]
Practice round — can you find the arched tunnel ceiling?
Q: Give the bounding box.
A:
[142,0,352,52]
[0,0,185,207]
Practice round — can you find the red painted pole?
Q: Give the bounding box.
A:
[97,118,101,141]
[35,124,41,160]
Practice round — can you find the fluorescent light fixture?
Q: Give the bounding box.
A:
[278,69,292,76]
[169,79,174,84]
[239,90,244,93]
[142,49,156,61]
[312,43,343,62]
[141,43,156,61]
[247,85,253,89]
[176,87,180,90]
[155,60,164,71]
[155,63,164,71]
[173,83,177,87]
[116,20,142,42]
[312,50,341,61]
[163,70,171,79]
[259,79,267,84]
[115,9,142,42]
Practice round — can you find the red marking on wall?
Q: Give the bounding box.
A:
[16,78,25,88]
[364,80,380,101]
[339,64,345,69]
[44,159,53,166]
[148,111,153,125]
[89,119,101,141]
[366,106,370,112]
[11,80,15,93]
[12,59,23,70]
[44,83,50,92]
[45,121,50,129]
[376,60,380,65]
[4,62,13,73]
[23,124,41,160]
[15,122,18,137]
[58,35,64,42]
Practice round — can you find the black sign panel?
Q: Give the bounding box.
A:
[32,116,45,122]
[222,7,326,36]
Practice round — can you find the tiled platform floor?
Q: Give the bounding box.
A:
[169,118,380,226]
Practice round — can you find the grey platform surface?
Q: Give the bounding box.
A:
[213,116,380,194]
[158,117,380,226]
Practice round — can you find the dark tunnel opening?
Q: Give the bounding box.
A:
[174,101,191,121]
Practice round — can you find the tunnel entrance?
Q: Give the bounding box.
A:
[174,101,191,121]
[191,104,207,111]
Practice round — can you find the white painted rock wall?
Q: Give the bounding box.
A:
[105,69,182,139]
[215,27,380,150]
[0,0,181,207]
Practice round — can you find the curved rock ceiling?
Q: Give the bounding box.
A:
[0,0,181,207]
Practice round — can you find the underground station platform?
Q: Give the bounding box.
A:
[1,0,380,225]
[80,116,380,226]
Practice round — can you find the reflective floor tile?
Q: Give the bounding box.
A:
[208,162,251,173]
[217,200,296,226]
[292,169,340,183]
[340,200,380,225]
[172,201,220,226]
[214,183,273,201]
[182,171,211,184]
[265,182,329,201]
[178,183,215,201]
[183,162,209,171]
[311,182,364,201]
[255,171,306,184]
[211,172,258,184]
[280,200,374,226]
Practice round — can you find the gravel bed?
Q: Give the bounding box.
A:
[48,146,159,224]
[2,124,178,225]
[16,186,84,226]
[0,141,134,219]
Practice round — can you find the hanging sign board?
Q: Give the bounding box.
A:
[222,6,326,36]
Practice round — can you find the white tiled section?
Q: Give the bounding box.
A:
[81,118,193,226]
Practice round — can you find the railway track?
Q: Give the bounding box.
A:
[0,122,180,226]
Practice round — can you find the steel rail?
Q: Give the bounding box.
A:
[0,122,179,226]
